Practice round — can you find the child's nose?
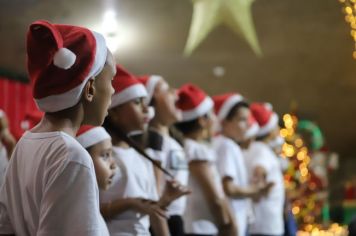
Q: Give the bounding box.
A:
[110,158,117,170]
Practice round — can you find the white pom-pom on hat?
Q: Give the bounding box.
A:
[264,102,273,111]
[53,47,76,69]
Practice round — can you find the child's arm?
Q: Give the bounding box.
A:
[222,176,274,199]
[152,161,163,194]
[149,213,170,236]
[189,161,237,236]
[101,198,166,220]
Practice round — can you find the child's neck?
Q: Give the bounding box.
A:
[31,104,83,137]
[185,130,205,142]
[111,136,130,148]
[149,121,169,136]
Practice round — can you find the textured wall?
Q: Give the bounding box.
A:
[0,0,356,160]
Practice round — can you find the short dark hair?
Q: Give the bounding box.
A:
[174,114,208,135]
[225,101,249,121]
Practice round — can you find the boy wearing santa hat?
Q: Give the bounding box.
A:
[101,65,188,236]
[242,103,285,236]
[212,93,273,236]
[138,74,190,236]
[174,84,236,236]
[0,20,116,235]
[76,125,117,191]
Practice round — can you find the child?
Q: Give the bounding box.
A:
[0,20,115,235]
[243,103,285,236]
[139,75,189,236]
[212,93,273,236]
[101,65,187,236]
[0,110,16,187]
[76,125,117,190]
[174,84,237,236]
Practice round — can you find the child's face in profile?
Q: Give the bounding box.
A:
[88,139,116,190]
[111,97,149,134]
[152,80,182,125]
[84,51,116,126]
[222,107,250,142]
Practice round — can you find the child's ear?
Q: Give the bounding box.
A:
[83,79,96,102]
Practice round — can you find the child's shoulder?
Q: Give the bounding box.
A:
[58,132,93,167]
[213,135,237,149]
[21,131,92,168]
[184,138,215,162]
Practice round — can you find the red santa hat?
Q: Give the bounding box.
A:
[250,102,279,137]
[176,84,213,122]
[27,20,108,112]
[244,113,260,139]
[137,75,163,106]
[110,65,147,108]
[76,125,111,148]
[212,93,244,121]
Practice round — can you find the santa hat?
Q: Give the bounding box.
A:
[244,113,260,139]
[250,102,279,137]
[176,84,213,122]
[137,75,163,106]
[76,125,111,148]
[0,109,4,118]
[27,20,108,112]
[212,93,244,121]
[110,65,147,108]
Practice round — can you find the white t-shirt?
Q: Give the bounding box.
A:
[149,135,189,217]
[183,138,224,235]
[0,131,109,236]
[243,141,285,235]
[0,144,9,188]
[213,135,250,236]
[100,146,158,236]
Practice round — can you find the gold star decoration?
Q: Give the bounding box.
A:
[184,0,262,56]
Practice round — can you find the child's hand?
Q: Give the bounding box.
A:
[251,182,275,202]
[159,180,191,208]
[132,198,167,219]
[259,182,274,196]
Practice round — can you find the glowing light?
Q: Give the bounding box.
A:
[287,128,295,136]
[280,128,288,137]
[292,206,300,215]
[300,168,308,177]
[284,144,295,157]
[295,138,303,147]
[346,6,353,14]
[297,151,305,160]
[93,9,138,54]
[283,114,294,129]
[305,224,313,232]
[340,0,356,59]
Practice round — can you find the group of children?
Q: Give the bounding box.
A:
[0,20,287,236]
